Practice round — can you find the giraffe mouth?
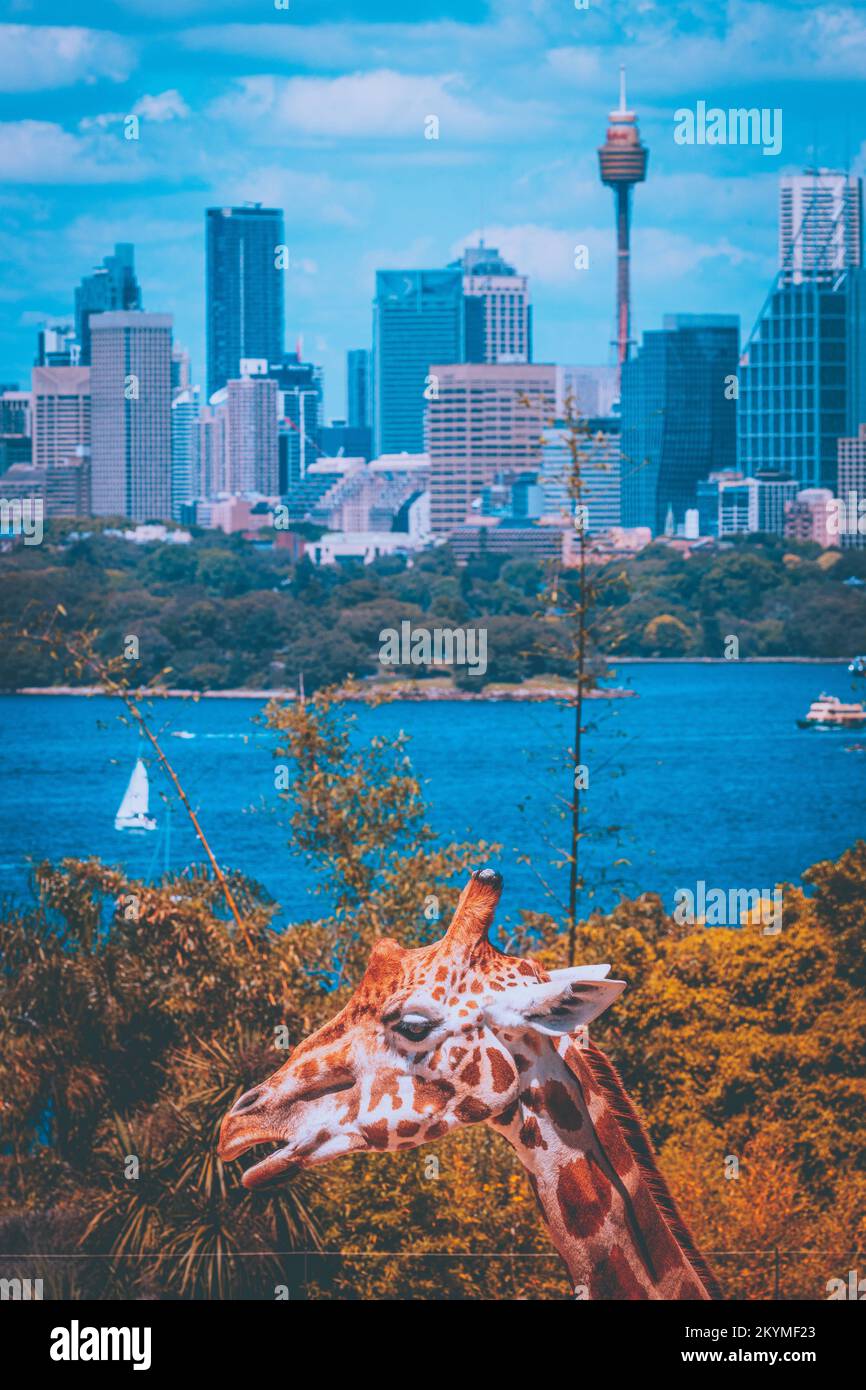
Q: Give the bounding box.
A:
[228,1130,366,1189]
[238,1142,302,1191]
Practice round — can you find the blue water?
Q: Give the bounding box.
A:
[1,663,863,926]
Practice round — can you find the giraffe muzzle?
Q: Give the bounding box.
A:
[218,1069,358,1188]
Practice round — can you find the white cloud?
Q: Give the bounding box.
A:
[453,222,764,290]
[181,19,527,75]
[357,235,440,292]
[133,90,190,123]
[80,90,190,133]
[0,122,151,184]
[0,25,134,93]
[215,166,366,229]
[547,1,866,92]
[453,224,611,288]
[210,70,545,142]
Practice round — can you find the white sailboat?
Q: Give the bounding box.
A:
[115,757,157,832]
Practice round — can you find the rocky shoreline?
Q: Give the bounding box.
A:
[11,681,637,702]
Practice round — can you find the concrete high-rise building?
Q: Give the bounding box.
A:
[426,362,556,533]
[197,401,228,497]
[747,470,799,533]
[451,243,531,365]
[696,472,742,537]
[90,312,172,521]
[171,386,200,520]
[347,349,373,429]
[373,269,466,456]
[621,314,739,534]
[598,66,648,371]
[172,345,192,392]
[206,205,285,399]
[539,418,622,534]
[837,424,866,548]
[697,469,799,537]
[226,365,278,494]
[74,244,141,366]
[780,171,862,284]
[46,453,91,517]
[784,488,836,547]
[31,367,90,472]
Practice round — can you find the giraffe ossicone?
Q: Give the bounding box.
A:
[218,868,718,1300]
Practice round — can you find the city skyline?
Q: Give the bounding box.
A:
[2,2,864,416]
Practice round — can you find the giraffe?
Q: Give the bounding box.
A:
[218,868,719,1300]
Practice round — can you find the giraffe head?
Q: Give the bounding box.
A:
[218,869,625,1190]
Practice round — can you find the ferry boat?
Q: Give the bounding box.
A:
[796,693,866,731]
[848,655,866,677]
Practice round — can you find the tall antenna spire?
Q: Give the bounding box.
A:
[619,63,627,115]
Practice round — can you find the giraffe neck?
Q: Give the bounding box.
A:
[492,1036,716,1300]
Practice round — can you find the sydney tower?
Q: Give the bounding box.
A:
[597,66,648,372]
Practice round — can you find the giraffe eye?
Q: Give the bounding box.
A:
[393,1015,436,1042]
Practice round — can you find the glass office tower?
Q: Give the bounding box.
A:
[738,270,866,491]
[206,206,284,400]
[620,314,739,533]
[74,244,141,366]
[373,269,465,456]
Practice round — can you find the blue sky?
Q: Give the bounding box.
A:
[1,0,864,417]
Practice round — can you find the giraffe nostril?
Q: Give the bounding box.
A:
[231,1085,264,1116]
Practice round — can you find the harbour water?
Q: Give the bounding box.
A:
[1,661,863,926]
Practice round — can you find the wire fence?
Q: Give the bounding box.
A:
[2,1248,863,1301]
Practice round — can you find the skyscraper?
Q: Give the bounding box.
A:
[779,171,862,283]
[621,314,739,533]
[598,67,648,371]
[226,365,279,494]
[556,365,620,418]
[171,386,200,520]
[36,320,79,368]
[74,245,141,366]
[540,419,622,534]
[451,243,531,364]
[31,366,90,471]
[426,362,556,533]
[206,206,285,400]
[90,312,172,521]
[272,355,323,490]
[740,172,866,490]
[837,425,866,549]
[347,349,373,429]
[373,269,466,456]
[197,402,228,498]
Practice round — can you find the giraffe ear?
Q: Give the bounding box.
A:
[486,968,626,1035]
